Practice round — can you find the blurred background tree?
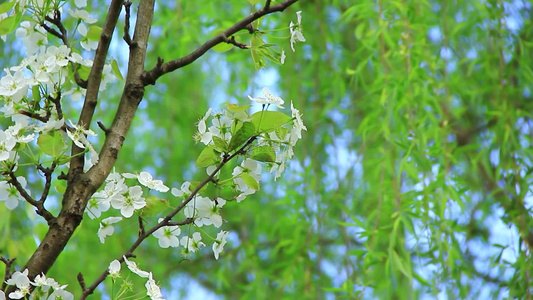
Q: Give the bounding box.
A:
[1,0,532,299]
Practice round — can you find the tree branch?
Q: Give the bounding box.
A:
[141,0,299,85]
[0,257,16,291]
[7,171,56,224]
[123,1,133,46]
[69,0,124,177]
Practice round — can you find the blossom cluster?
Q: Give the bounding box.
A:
[2,269,73,300]
[88,87,306,267]
[107,257,165,300]
[0,0,116,210]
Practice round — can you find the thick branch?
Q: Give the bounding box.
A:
[20,0,126,285]
[141,0,299,85]
[69,0,124,176]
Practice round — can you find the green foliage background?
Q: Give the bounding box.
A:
[1,0,533,299]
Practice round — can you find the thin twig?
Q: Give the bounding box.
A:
[45,11,69,46]
[97,121,110,134]
[77,273,86,290]
[123,1,133,46]
[223,36,249,49]
[36,162,57,203]
[17,110,48,123]
[48,92,63,120]
[8,172,56,224]
[138,216,145,236]
[0,257,16,291]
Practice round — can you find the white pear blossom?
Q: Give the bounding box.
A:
[233,158,262,202]
[66,120,97,149]
[88,175,127,219]
[6,123,34,144]
[248,87,285,109]
[193,197,225,228]
[127,171,170,192]
[0,69,29,102]
[281,50,286,64]
[110,185,146,218]
[6,269,31,299]
[48,288,74,300]
[0,177,30,210]
[210,113,233,138]
[36,116,64,133]
[153,218,180,248]
[68,8,97,23]
[289,11,306,52]
[0,130,16,161]
[16,21,48,55]
[181,232,205,253]
[195,108,213,145]
[97,216,122,243]
[33,273,62,291]
[145,273,165,300]
[108,260,121,278]
[171,181,191,198]
[124,256,150,278]
[99,64,116,92]
[290,101,307,144]
[213,230,230,260]
[78,23,98,51]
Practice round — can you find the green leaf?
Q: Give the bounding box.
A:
[0,13,19,36]
[55,181,67,194]
[87,25,102,41]
[37,132,66,157]
[32,85,41,105]
[251,145,276,162]
[212,136,228,153]
[241,172,259,190]
[251,111,291,133]
[213,22,237,52]
[391,250,412,279]
[0,2,16,14]
[228,122,255,151]
[56,155,70,165]
[111,58,124,81]
[275,126,289,139]
[226,103,251,112]
[196,145,219,167]
[141,196,170,217]
[78,64,91,80]
[251,33,267,70]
